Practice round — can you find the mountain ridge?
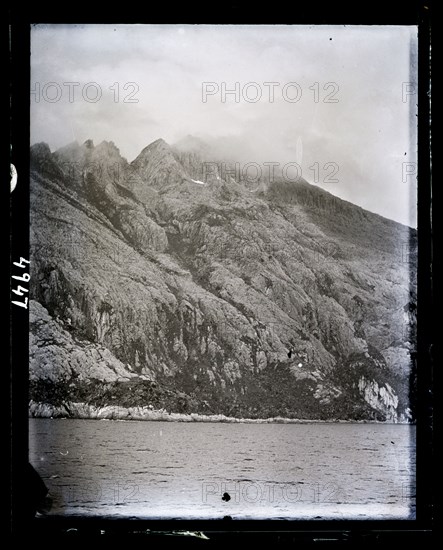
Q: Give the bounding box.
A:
[29,137,417,422]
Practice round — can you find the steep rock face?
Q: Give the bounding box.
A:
[358,377,399,422]
[30,300,138,384]
[29,138,417,421]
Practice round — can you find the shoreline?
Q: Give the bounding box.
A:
[28,401,413,425]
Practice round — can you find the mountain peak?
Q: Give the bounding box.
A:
[151,137,168,146]
[94,140,124,162]
[133,138,174,162]
[83,139,94,149]
[30,142,52,159]
[130,138,186,191]
[144,138,169,151]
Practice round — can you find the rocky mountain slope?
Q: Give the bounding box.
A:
[29,138,417,422]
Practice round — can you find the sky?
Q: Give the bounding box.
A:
[31,24,418,226]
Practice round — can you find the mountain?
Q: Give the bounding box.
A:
[29,137,417,422]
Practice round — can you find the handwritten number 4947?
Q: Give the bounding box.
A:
[11,257,30,309]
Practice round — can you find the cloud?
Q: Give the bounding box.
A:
[31,24,417,226]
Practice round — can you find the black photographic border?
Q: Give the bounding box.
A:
[9,2,433,544]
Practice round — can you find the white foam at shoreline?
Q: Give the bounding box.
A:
[28,401,412,424]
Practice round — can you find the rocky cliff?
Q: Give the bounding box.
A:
[29,138,417,422]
